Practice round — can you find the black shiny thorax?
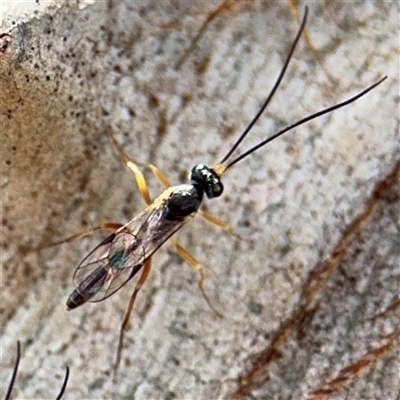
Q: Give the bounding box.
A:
[164,184,203,221]
[164,165,223,221]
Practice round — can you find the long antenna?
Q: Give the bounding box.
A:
[223,75,387,171]
[55,366,70,400]
[219,6,309,165]
[5,341,70,400]
[5,341,21,400]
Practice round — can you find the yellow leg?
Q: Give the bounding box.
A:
[109,132,172,206]
[199,210,240,239]
[109,132,152,205]
[34,222,123,250]
[170,239,223,319]
[113,258,153,381]
[146,163,172,189]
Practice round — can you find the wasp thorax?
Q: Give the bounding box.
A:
[189,164,224,199]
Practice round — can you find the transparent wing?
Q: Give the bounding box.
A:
[71,199,188,303]
[72,230,145,303]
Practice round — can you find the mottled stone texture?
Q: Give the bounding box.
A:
[1,1,398,399]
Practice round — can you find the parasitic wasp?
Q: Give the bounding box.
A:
[64,7,387,373]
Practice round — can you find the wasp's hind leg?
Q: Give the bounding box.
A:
[170,239,223,319]
[113,258,153,381]
[34,222,123,251]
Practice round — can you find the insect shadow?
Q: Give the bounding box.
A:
[50,6,386,378]
[4,341,69,400]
